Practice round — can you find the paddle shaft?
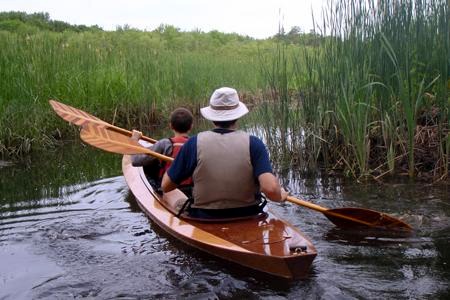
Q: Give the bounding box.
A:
[286,196,377,227]
[84,118,158,144]
[81,125,172,162]
[287,196,327,212]
[136,146,174,162]
[102,123,157,144]
[140,142,174,162]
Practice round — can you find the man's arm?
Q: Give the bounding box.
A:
[250,136,288,202]
[161,173,178,192]
[161,136,197,193]
[258,173,288,202]
[130,130,170,167]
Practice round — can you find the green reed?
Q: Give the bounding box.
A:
[260,0,448,179]
[0,29,269,155]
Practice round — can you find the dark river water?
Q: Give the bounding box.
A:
[1,142,449,299]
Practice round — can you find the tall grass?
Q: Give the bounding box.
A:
[259,0,448,179]
[0,29,269,155]
[1,3,447,181]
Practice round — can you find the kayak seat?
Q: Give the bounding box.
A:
[160,192,268,223]
[178,198,268,223]
[179,211,268,223]
[157,180,268,223]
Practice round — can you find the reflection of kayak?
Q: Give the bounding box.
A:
[122,155,317,279]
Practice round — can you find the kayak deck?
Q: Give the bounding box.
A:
[122,155,317,279]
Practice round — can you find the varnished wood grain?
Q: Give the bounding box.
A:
[122,155,317,279]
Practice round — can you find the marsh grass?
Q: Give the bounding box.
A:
[0,29,269,155]
[256,0,448,179]
[1,3,447,181]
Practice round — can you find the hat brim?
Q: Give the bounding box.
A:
[200,102,249,121]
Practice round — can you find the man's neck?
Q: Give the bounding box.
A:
[214,124,237,130]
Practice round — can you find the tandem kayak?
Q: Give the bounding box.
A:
[122,155,317,279]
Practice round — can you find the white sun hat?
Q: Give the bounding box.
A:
[200,87,249,121]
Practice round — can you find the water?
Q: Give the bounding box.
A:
[1,143,449,299]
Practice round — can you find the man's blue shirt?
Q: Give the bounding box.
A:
[167,129,273,184]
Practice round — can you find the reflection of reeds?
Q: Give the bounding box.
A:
[0,143,120,204]
[256,0,448,180]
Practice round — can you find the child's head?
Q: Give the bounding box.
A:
[170,108,193,134]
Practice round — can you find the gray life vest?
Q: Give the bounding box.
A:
[192,130,259,209]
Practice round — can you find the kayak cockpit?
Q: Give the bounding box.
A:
[123,155,317,279]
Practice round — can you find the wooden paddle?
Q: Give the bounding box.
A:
[79,123,412,231]
[49,99,157,144]
[287,196,412,230]
[80,123,172,162]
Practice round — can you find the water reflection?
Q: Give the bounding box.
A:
[0,142,120,206]
[325,227,416,245]
[0,142,449,299]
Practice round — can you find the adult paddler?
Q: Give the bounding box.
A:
[161,87,288,219]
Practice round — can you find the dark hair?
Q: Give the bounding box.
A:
[170,108,193,133]
[212,120,237,129]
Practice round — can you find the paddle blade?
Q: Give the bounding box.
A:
[49,99,107,127]
[324,208,412,231]
[50,99,157,144]
[80,124,149,155]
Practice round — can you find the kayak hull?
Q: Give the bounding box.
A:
[122,155,316,279]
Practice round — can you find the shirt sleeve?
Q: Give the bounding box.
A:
[250,135,273,177]
[167,136,198,184]
[131,138,171,167]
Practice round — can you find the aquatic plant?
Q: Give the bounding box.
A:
[259,0,448,180]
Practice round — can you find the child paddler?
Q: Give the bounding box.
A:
[131,107,193,193]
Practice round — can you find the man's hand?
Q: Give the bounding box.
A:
[280,188,289,202]
[131,129,142,141]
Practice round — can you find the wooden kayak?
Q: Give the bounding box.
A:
[122,155,317,279]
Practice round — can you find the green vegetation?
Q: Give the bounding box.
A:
[253,0,448,181]
[0,2,448,181]
[0,12,276,155]
[0,11,102,33]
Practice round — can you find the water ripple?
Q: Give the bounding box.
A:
[1,167,449,299]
